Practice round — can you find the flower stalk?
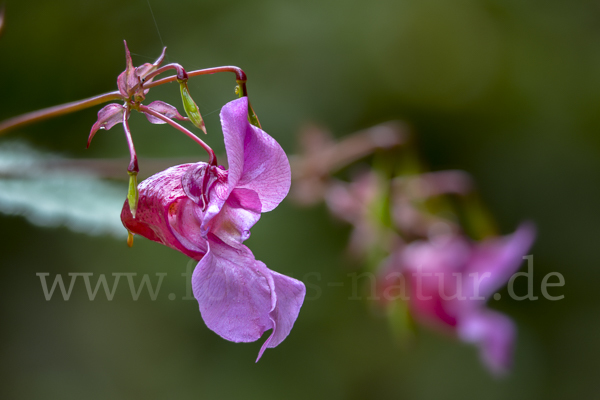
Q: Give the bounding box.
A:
[0,41,260,250]
[138,104,216,166]
[0,63,252,136]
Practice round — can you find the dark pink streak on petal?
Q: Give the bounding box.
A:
[402,237,470,327]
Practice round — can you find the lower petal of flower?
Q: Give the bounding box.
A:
[192,235,305,360]
[256,268,306,362]
[456,309,516,375]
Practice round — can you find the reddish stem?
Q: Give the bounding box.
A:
[144,66,247,89]
[0,91,123,135]
[139,104,217,166]
[122,107,138,173]
[0,67,247,136]
[143,63,188,84]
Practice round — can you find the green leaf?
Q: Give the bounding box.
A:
[0,141,128,238]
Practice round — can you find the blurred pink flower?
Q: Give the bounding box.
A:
[380,223,535,374]
[325,171,385,258]
[121,97,305,361]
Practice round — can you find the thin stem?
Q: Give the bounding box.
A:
[144,66,247,89]
[139,105,217,166]
[122,107,138,173]
[0,91,123,135]
[143,63,188,84]
[0,66,247,136]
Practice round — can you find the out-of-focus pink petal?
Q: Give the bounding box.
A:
[192,236,305,360]
[88,104,125,147]
[457,310,516,375]
[465,222,536,299]
[144,101,188,124]
[121,164,207,260]
[220,97,291,212]
[401,237,476,327]
[403,236,471,276]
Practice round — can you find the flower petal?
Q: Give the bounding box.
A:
[192,235,305,360]
[257,267,306,361]
[207,188,262,247]
[117,40,138,98]
[181,163,229,235]
[87,104,125,147]
[220,97,291,212]
[457,310,516,375]
[192,237,272,342]
[121,164,207,260]
[465,222,536,299]
[144,101,188,124]
[135,63,156,80]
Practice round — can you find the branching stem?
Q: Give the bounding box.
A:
[0,66,247,137]
[0,91,122,134]
[139,104,217,166]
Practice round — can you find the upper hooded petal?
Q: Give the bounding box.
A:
[192,235,305,360]
[121,164,207,260]
[220,97,291,213]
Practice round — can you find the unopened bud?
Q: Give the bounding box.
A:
[179,79,207,134]
[127,170,139,219]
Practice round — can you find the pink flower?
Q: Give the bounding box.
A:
[379,223,535,374]
[121,97,305,361]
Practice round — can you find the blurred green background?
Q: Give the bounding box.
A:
[0,0,598,398]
